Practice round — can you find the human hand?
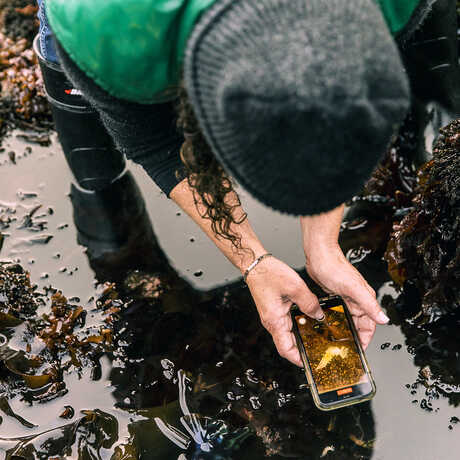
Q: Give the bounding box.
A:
[304,242,389,349]
[245,256,324,366]
[301,204,389,349]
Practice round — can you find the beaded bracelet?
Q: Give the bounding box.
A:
[243,253,273,283]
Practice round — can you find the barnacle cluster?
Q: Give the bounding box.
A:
[0,261,39,320]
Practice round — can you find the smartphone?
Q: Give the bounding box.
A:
[291,295,376,411]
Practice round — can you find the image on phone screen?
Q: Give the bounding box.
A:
[294,303,373,404]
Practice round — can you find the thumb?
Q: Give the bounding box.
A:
[364,298,389,325]
[291,286,324,321]
[345,287,389,325]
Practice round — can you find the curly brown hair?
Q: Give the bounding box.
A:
[175,84,248,250]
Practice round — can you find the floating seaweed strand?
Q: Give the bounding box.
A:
[154,370,251,459]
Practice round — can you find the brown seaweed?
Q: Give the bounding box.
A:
[0,1,52,147]
[384,119,460,316]
[340,112,460,410]
[0,263,118,402]
[0,396,36,428]
[0,410,118,459]
[0,0,37,44]
[1,5,457,455]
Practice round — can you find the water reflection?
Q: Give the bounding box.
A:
[383,288,460,409]
[69,173,380,459]
[154,370,251,459]
[0,165,379,459]
[1,409,119,459]
[1,112,460,458]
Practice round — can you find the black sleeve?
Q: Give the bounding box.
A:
[55,42,185,197]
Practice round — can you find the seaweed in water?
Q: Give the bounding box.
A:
[385,119,460,316]
[0,262,118,402]
[0,409,119,459]
[344,115,460,409]
[376,118,460,408]
[0,259,377,458]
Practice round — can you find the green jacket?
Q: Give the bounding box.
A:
[47,0,424,104]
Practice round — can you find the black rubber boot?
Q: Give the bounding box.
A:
[34,35,125,191]
[399,0,460,115]
[34,35,167,279]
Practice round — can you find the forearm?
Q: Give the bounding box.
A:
[170,179,266,273]
[171,179,326,367]
[300,204,344,258]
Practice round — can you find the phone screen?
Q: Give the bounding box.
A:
[294,303,371,402]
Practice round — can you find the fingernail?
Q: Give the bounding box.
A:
[378,311,390,324]
[315,312,326,322]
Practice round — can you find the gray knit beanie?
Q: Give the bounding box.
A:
[184,0,410,216]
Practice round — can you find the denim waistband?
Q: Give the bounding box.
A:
[37,0,59,64]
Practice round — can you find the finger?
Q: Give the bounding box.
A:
[343,282,389,325]
[261,313,303,366]
[272,332,303,367]
[353,315,376,350]
[268,319,303,367]
[290,285,324,321]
